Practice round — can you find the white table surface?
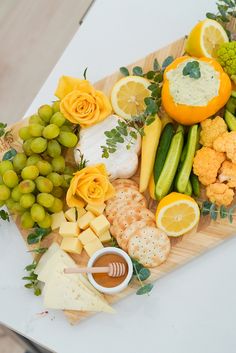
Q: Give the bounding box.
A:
[1,1,236,353]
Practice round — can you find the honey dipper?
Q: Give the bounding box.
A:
[64,262,126,277]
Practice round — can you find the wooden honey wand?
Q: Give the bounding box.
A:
[64,262,126,277]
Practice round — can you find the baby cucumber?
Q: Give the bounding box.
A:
[225,110,236,131]
[175,124,199,193]
[184,180,192,196]
[153,123,175,184]
[155,125,184,201]
[190,173,200,198]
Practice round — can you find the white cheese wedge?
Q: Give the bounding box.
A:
[74,115,141,180]
[35,243,60,276]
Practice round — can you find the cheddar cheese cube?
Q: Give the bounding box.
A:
[78,228,98,246]
[76,207,86,219]
[59,222,79,237]
[51,211,67,230]
[90,215,110,237]
[65,208,76,222]
[84,238,103,257]
[77,211,95,230]
[99,230,111,243]
[60,237,82,255]
[86,203,106,216]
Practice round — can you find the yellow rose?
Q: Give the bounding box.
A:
[55,76,112,128]
[66,164,115,207]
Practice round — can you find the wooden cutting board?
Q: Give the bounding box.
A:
[0,35,235,325]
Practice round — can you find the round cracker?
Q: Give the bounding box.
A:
[118,219,156,251]
[106,200,146,224]
[111,208,155,239]
[128,226,170,268]
[106,187,147,208]
[112,179,138,189]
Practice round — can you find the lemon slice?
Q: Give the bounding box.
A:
[156,192,200,237]
[185,19,229,58]
[111,76,150,119]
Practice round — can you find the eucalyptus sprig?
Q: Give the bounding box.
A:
[22,261,41,296]
[27,227,51,245]
[183,61,201,79]
[101,56,174,158]
[132,259,153,295]
[201,200,236,223]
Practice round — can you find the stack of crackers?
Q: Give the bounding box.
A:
[105,179,171,268]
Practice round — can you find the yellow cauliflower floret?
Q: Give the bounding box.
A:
[218,161,236,188]
[213,131,236,163]
[193,147,225,186]
[200,116,227,148]
[206,183,234,206]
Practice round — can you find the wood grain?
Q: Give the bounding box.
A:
[0,35,235,325]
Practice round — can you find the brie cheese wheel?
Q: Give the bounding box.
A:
[74,115,141,180]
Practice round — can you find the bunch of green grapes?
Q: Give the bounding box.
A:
[0,102,78,229]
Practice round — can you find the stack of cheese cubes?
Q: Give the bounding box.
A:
[51,203,111,258]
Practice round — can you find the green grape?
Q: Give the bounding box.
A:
[51,186,64,198]
[12,202,25,214]
[48,197,63,213]
[0,185,11,201]
[30,203,45,222]
[35,176,53,193]
[6,198,15,210]
[21,165,39,180]
[51,156,65,173]
[13,153,27,172]
[0,175,3,184]
[36,160,52,176]
[62,174,72,188]
[64,165,75,175]
[28,123,44,137]
[28,114,45,126]
[47,140,61,158]
[60,125,72,132]
[19,126,31,141]
[43,124,60,139]
[52,101,60,113]
[38,105,53,123]
[20,193,35,208]
[11,186,22,201]
[37,212,52,228]
[57,131,78,148]
[47,172,63,187]
[30,137,47,153]
[23,138,34,156]
[50,112,65,127]
[26,154,42,166]
[21,211,35,229]
[3,170,19,188]
[37,193,55,208]
[19,180,35,194]
[0,200,5,207]
[0,160,13,175]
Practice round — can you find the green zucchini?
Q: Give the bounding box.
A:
[231,90,236,98]
[184,180,192,196]
[155,126,184,201]
[190,173,200,198]
[225,110,236,131]
[175,124,199,193]
[226,97,236,114]
[153,123,175,184]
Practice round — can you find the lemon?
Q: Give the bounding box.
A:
[156,192,200,237]
[185,19,229,58]
[111,76,150,119]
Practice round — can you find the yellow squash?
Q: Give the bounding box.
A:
[139,116,162,193]
[148,173,156,200]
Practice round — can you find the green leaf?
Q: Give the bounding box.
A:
[27,227,51,244]
[83,67,88,80]
[146,71,155,79]
[2,148,17,161]
[182,61,201,79]
[28,247,48,254]
[210,203,217,221]
[154,72,163,83]
[201,201,212,216]
[153,58,160,71]
[146,116,155,125]
[129,130,137,139]
[132,259,144,274]
[144,98,158,115]
[162,56,174,69]
[22,274,37,281]
[148,83,157,91]
[138,268,151,281]
[136,283,153,295]
[24,283,34,289]
[206,12,217,20]
[0,123,7,129]
[34,287,42,296]
[220,205,227,219]
[25,263,37,271]
[132,66,143,76]
[228,205,236,223]
[0,209,10,222]
[120,67,129,76]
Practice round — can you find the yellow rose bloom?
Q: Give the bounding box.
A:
[55,76,112,128]
[66,164,115,207]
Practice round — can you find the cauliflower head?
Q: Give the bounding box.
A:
[193,147,225,186]
[200,116,227,147]
[213,131,236,163]
[218,160,236,188]
[206,183,234,206]
[217,42,236,76]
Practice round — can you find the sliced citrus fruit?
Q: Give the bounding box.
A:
[185,19,229,58]
[111,76,150,119]
[156,192,200,237]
